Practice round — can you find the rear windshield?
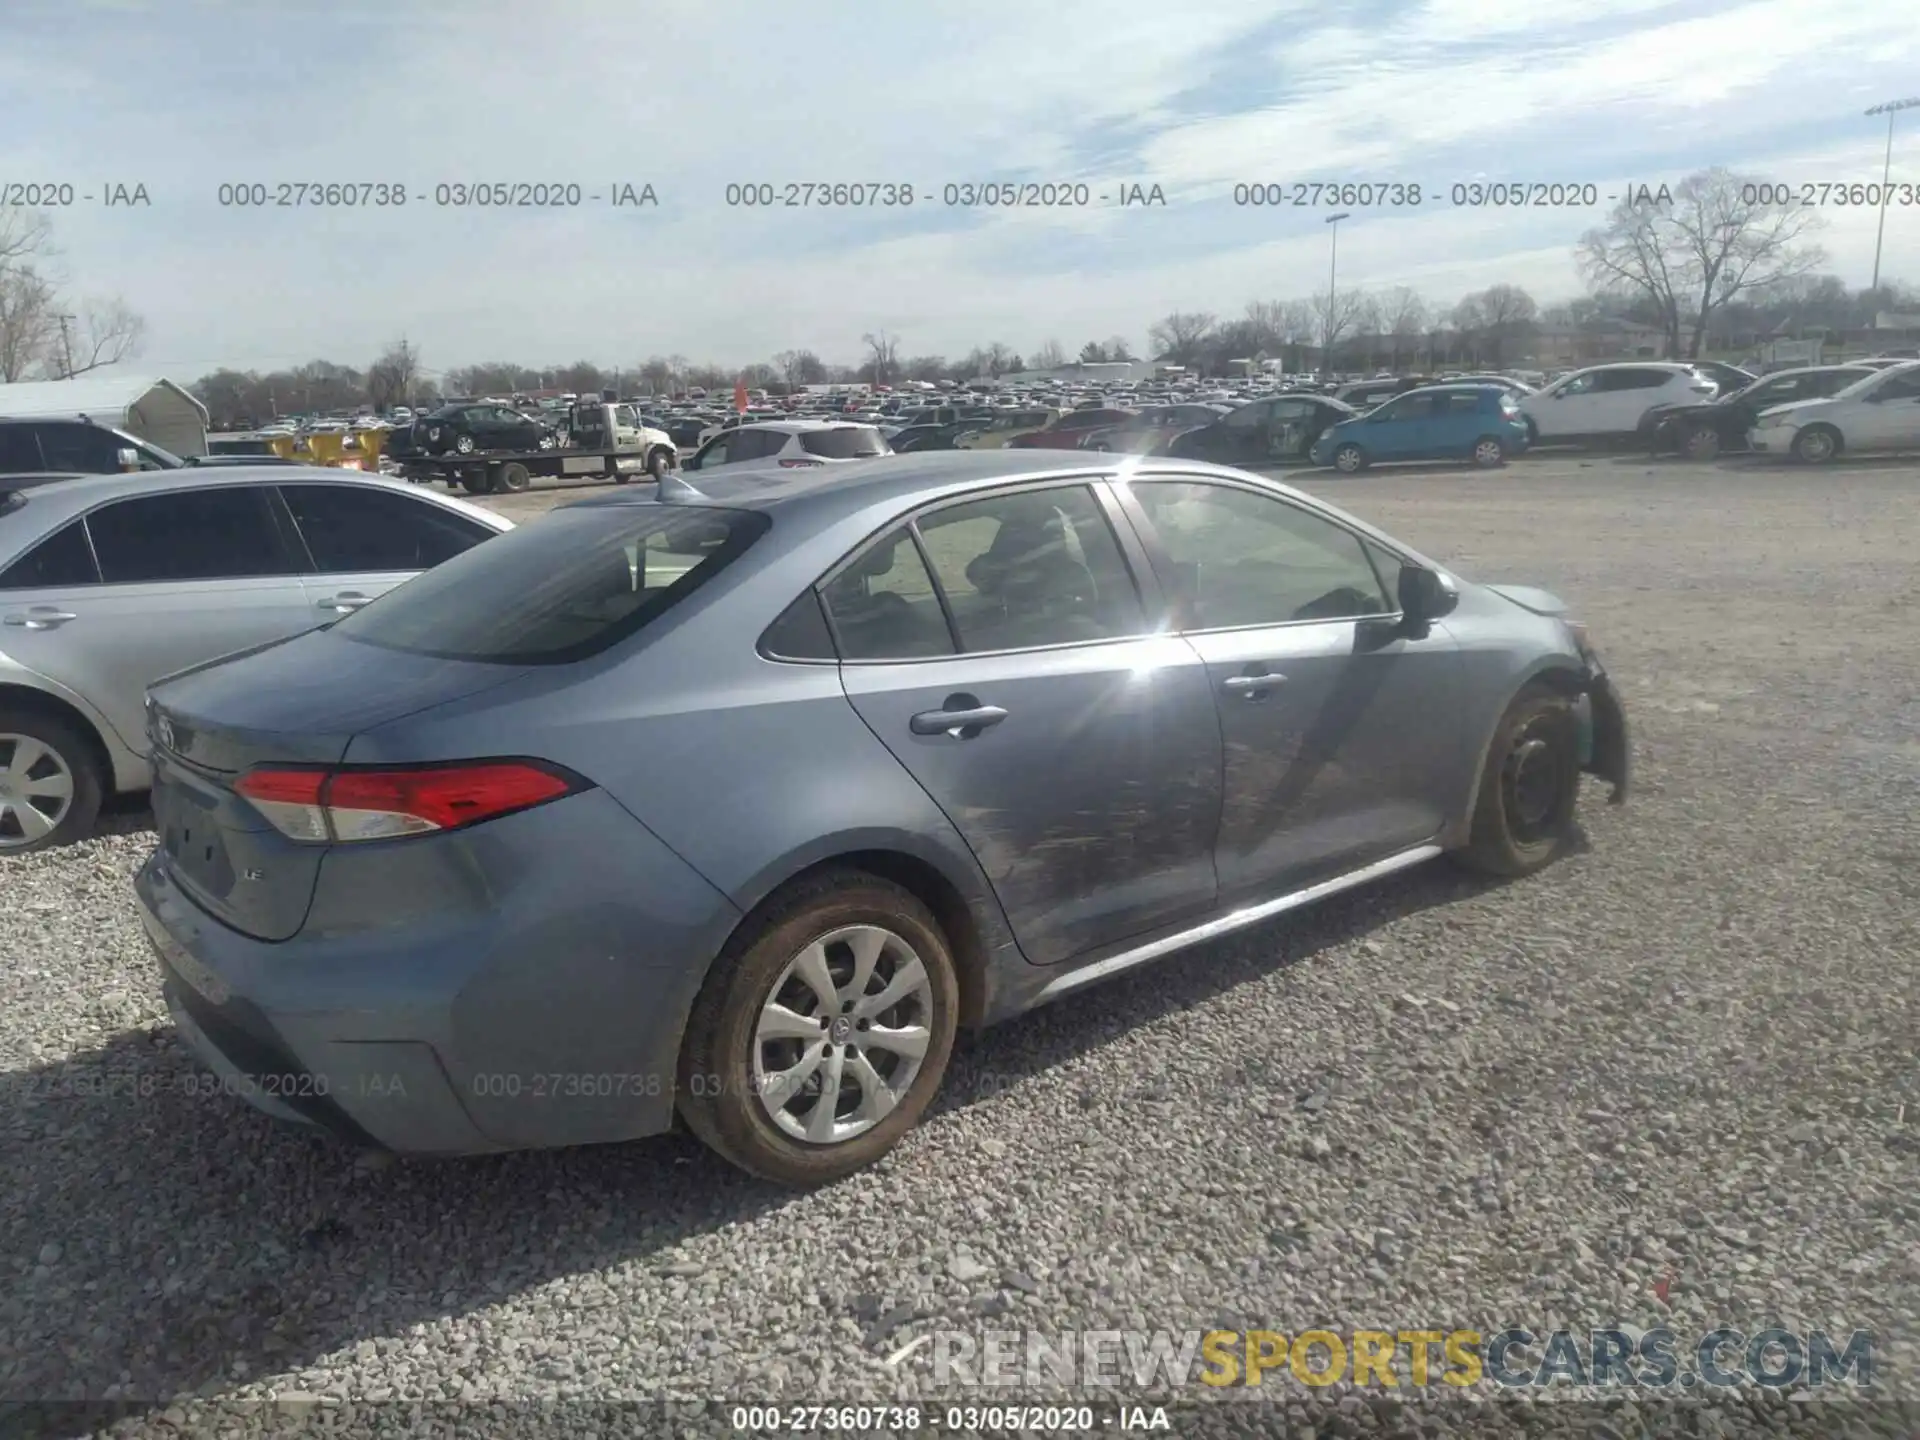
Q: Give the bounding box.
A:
[331,504,768,664]
[800,426,887,459]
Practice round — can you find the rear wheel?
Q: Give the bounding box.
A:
[453,433,476,455]
[1471,435,1506,468]
[1333,443,1368,473]
[1792,425,1840,464]
[676,870,959,1186]
[460,473,491,495]
[1682,423,1722,462]
[0,711,103,853]
[496,461,532,492]
[1456,685,1581,878]
[648,446,672,480]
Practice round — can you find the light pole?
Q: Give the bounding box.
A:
[1324,212,1350,372]
[1866,97,1920,335]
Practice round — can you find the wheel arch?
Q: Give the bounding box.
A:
[720,838,1015,1031]
[0,678,139,793]
[1439,659,1588,850]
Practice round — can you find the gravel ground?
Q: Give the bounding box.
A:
[3,456,1917,1438]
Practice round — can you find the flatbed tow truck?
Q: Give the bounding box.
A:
[394,398,679,495]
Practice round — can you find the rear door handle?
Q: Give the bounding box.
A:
[909,704,1008,737]
[316,591,372,613]
[1221,670,1285,694]
[3,607,78,630]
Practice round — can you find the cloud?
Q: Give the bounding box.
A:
[6,0,1920,373]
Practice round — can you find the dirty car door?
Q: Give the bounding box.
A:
[831,483,1223,965]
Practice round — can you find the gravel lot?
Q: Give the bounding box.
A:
[3,454,1918,1437]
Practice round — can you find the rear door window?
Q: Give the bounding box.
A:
[0,521,100,589]
[801,426,887,459]
[0,426,45,472]
[279,483,496,572]
[330,503,767,663]
[820,530,954,660]
[36,423,126,473]
[86,487,296,583]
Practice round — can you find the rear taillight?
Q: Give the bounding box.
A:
[235,760,583,843]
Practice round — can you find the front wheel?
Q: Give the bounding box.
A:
[647,447,672,480]
[536,432,559,451]
[1471,435,1506,468]
[0,712,104,853]
[1792,425,1840,464]
[1333,443,1368,473]
[676,871,959,1186]
[1456,685,1581,878]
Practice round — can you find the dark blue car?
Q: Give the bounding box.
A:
[1310,384,1531,473]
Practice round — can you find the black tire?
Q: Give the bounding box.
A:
[647,447,672,480]
[0,709,104,853]
[1682,423,1721,462]
[460,473,491,495]
[676,870,960,1186]
[1456,685,1581,878]
[497,462,531,492]
[536,432,558,451]
[1522,416,1540,446]
[1470,435,1506,468]
[452,433,477,455]
[1792,425,1841,464]
[1333,443,1368,473]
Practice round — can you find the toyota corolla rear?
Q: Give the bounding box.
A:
[134,501,767,1155]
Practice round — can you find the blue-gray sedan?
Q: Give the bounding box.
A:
[135,450,1629,1185]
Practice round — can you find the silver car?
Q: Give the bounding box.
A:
[0,466,511,850]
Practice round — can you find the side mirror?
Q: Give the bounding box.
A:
[116,447,141,471]
[1398,565,1458,628]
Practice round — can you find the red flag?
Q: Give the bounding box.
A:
[734,381,748,413]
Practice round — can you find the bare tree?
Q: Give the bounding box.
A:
[1578,167,1825,359]
[861,330,900,384]
[1105,335,1135,362]
[0,265,56,382]
[1307,291,1368,366]
[56,298,145,378]
[1031,338,1066,370]
[1148,311,1217,367]
[1378,287,1429,368]
[365,338,421,411]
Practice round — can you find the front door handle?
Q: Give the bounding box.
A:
[3,607,78,630]
[1221,670,1285,694]
[909,702,1008,737]
[316,591,372,613]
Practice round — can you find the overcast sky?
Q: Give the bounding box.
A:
[7,0,1920,381]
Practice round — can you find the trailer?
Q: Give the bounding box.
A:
[394,400,677,495]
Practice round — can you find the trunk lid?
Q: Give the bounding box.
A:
[147,626,531,940]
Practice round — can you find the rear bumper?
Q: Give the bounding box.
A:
[132,788,743,1156]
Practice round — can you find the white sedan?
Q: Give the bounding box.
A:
[1747,360,1920,462]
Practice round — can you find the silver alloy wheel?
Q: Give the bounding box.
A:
[1796,428,1836,463]
[1684,424,1720,461]
[0,733,76,847]
[1474,438,1504,465]
[1335,444,1364,472]
[752,924,934,1145]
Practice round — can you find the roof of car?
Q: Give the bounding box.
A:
[737,419,875,433]
[0,464,512,530]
